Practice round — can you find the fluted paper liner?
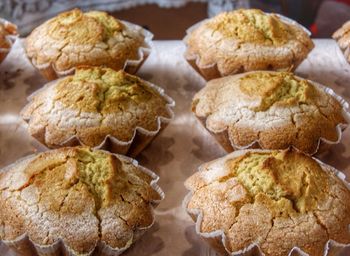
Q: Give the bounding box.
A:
[183,149,350,256]
[25,21,153,80]
[0,149,165,256]
[0,18,17,64]
[194,74,350,156]
[183,13,312,81]
[21,76,175,158]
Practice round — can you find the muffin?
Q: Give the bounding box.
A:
[184,9,314,80]
[0,18,17,64]
[25,9,152,80]
[333,20,350,63]
[184,149,350,256]
[192,71,349,155]
[21,66,174,157]
[0,147,164,255]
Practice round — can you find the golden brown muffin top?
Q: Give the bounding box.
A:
[184,9,313,79]
[239,72,315,111]
[333,20,350,62]
[224,150,328,216]
[46,9,124,44]
[25,9,147,74]
[0,19,17,49]
[192,71,347,154]
[0,147,162,254]
[21,66,173,147]
[206,9,294,45]
[185,149,350,256]
[55,67,166,115]
[333,20,350,46]
[22,147,160,209]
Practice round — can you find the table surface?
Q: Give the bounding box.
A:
[0,39,349,256]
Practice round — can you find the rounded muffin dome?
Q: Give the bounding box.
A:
[25,9,151,80]
[192,71,349,155]
[333,20,350,64]
[21,66,174,156]
[185,149,350,256]
[0,147,163,255]
[184,9,314,80]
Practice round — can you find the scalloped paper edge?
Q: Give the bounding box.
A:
[183,13,313,79]
[20,75,175,157]
[0,148,165,256]
[183,149,350,256]
[194,71,350,156]
[25,20,153,78]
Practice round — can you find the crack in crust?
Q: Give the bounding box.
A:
[184,149,350,256]
[25,9,147,80]
[333,20,350,63]
[0,147,163,255]
[21,67,174,154]
[192,71,348,155]
[206,9,291,45]
[184,9,314,80]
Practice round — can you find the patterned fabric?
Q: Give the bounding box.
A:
[0,39,349,256]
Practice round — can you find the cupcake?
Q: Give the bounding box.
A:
[184,149,350,256]
[333,20,350,64]
[21,66,174,157]
[25,9,152,80]
[0,18,17,64]
[0,147,164,255]
[184,9,314,80]
[192,71,349,155]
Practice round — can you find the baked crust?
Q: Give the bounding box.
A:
[184,149,350,256]
[25,9,149,80]
[333,20,350,63]
[184,9,314,80]
[0,18,17,63]
[192,71,348,155]
[21,67,174,156]
[0,147,163,255]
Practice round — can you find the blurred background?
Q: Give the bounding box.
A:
[1,0,350,38]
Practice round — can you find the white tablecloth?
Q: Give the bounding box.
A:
[0,39,349,255]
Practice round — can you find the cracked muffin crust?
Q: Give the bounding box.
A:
[0,147,163,255]
[192,71,349,155]
[333,20,350,64]
[184,149,350,256]
[25,9,151,80]
[184,9,314,80]
[21,67,174,157]
[0,18,17,64]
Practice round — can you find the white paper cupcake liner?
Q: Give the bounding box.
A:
[21,76,175,158]
[0,149,165,256]
[0,18,17,64]
[183,13,312,80]
[195,73,350,156]
[26,20,153,80]
[183,149,350,256]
